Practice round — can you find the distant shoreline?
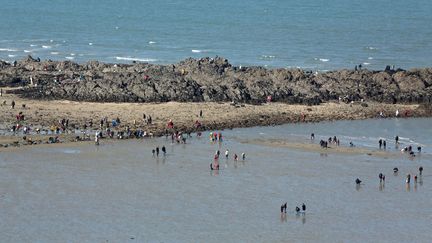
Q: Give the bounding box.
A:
[1,90,431,150]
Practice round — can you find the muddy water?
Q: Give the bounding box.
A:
[0,118,431,242]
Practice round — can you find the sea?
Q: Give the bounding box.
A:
[1,0,432,70]
[1,118,431,242]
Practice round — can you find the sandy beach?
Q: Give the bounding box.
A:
[1,88,431,150]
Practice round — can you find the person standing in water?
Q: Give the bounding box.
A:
[281,203,287,213]
[225,149,229,159]
[302,203,306,212]
[419,166,423,175]
[156,147,160,156]
[241,153,246,160]
[95,133,100,145]
[161,146,166,155]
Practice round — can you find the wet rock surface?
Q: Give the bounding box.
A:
[1,56,431,104]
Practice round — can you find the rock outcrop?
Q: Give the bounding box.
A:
[1,56,431,104]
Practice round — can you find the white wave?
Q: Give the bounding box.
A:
[65,56,75,60]
[319,58,329,62]
[50,52,59,55]
[70,53,76,56]
[192,49,210,53]
[42,45,51,49]
[148,41,156,44]
[88,42,93,46]
[366,46,378,50]
[363,62,371,65]
[0,48,17,52]
[115,56,157,62]
[30,44,37,47]
[50,39,54,43]
[8,54,16,57]
[23,50,32,53]
[261,55,276,59]
[368,57,373,60]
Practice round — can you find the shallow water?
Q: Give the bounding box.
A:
[0,118,431,242]
[1,0,432,70]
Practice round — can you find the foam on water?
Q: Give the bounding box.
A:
[192,49,208,53]
[0,48,17,52]
[42,45,51,49]
[65,56,75,60]
[115,56,157,62]
[23,50,32,53]
[50,52,59,55]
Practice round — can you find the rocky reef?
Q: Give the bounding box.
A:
[1,56,431,104]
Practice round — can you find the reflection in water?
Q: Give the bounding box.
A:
[379,182,385,191]
[302,215,306,224]
[356,184,361,191]
[406,183,411,192]
[210,170,219,176]
[280,213,287,223]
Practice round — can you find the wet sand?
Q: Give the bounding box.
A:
[239,138,432,159]
[1,88,431,150]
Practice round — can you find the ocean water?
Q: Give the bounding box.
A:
[1,0,432,70]
[1,118,431,242]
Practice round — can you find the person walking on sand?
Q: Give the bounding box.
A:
[156,147,160,156]
[162,146,166,155]
[11,100,15,109]
[419,166,423,175]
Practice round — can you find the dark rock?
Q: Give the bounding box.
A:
[1,56,431,104]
